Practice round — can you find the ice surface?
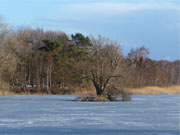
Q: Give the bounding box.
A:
[0,95,179,135]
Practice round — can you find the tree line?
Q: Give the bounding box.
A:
[0,20,179,97]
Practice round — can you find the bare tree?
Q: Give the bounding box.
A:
[0,19,18,91]
[128,47,149,87]
[82,36,124,96]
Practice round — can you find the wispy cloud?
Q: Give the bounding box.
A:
[62,2,180,16]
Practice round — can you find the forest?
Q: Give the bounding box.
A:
[0,19,179,100]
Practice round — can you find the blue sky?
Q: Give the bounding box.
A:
[0,0,179,60]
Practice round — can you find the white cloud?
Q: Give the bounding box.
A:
[62,2,180,16]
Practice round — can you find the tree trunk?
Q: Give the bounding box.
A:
[46,66,51,94]
[96,88,103,96]
[93,81,103,96]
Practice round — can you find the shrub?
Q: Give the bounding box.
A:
[106,86,131,101]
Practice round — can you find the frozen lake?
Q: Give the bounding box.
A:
[0,95,179,135]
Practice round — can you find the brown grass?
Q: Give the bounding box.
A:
[128,86,180,95]
[73,87,96,96]
[0,81,15,96]
[0,86,180,96]
[0,89,14,96]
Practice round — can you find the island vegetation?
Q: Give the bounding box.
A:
[0,18,179,100]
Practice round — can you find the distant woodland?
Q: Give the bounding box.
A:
[0,19,179,97]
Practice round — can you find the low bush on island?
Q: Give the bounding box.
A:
[79,86,131,102]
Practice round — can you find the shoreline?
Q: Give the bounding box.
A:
[0,86,180,96]
[0,93,179,97]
